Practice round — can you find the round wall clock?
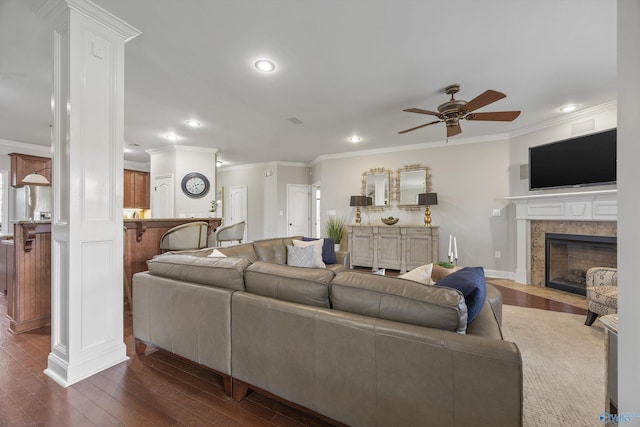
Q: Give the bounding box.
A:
[181,172,210,198]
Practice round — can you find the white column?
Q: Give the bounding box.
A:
[42,0,140,387]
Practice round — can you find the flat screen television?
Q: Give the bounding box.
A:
[529,128,617,190]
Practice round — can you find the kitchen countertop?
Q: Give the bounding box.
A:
[123,217,220,222]
[10,220,52,225]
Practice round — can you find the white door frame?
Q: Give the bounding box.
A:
[311,181,321,238]
[152,174,174,218]
[286,184,311,237]
[228,185,248,242]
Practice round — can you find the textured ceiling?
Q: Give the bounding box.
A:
[0,0,616,166]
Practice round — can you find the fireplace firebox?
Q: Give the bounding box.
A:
[545,233,617,296]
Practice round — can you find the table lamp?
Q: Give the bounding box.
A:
[350,195,370,225]
[417,192,438,227]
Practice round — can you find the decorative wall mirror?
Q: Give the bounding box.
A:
[396,165,431,209]
[361,168,391,208]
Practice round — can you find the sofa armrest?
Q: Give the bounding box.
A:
[335,250,350,267]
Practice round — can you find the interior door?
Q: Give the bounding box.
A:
[287,184,310,237]
[228,186,248,242]
[152,176,173,218]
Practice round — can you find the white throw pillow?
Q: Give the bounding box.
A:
[207,248,227,258]
[292,239,326,268]
[286,245,315,268]
[399,263,434,286]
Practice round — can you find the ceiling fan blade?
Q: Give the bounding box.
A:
[447,122,462,138]
[465,111,521,121]
[462,90,506,113]
[398,120,441,134]
[403,108,440,116]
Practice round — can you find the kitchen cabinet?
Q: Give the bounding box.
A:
[9,153,52,187]
[348,225,439,272]
[124,169,150,209]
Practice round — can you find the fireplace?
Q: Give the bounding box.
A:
[545,233,617,295]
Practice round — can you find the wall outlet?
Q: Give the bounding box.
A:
[495,251,501,259]
[492,208,501,216]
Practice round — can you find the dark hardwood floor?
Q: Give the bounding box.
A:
[0,277,586,427]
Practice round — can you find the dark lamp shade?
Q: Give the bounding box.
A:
[350,195,370,207]
[418,192,438,206]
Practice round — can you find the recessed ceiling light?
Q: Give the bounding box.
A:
[559,104,580,113]
[348,135,362,143]
[254,59,276,73]
[164,133,180,141]
[185,119,201,127]
[216,160,223,166]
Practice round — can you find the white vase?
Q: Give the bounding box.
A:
[335,243,341,252]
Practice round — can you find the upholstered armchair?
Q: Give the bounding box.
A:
[159,221,209,253]
[214,221,246,246]
[585,267,617,326]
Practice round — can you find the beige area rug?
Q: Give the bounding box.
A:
[501,305,606,427]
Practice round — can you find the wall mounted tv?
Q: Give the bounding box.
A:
[529,128,617,190]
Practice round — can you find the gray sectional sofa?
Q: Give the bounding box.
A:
[132,236,522,427]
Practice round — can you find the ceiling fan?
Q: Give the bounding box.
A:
[399,84,521,138]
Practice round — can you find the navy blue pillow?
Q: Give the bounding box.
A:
[435,266,487,323]
[302,237,337,264]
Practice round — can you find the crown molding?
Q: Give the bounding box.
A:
[38,0,141,42]
[146,145,219,156]
[311,133,510,165]
[219,160,310,171]
[508,100,617,138]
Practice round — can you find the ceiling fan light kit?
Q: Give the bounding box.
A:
[399,84,521,139]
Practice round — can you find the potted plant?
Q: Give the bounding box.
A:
[209,200,217,217]
[325,216,346,250]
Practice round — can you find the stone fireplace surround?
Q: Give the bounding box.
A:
[507,190,617,286]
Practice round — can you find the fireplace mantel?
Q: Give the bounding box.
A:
[506,189,617,284]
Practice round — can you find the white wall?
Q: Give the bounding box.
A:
[617,0,640,417]
[277,165,312,236]
[218,164,267,242]
[148,146,217,217]
[313,139,512,275]
[218,162,311,241]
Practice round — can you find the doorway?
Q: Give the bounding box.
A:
[311,182,321,238]
[152,175,174,218]
[287,184,310,237]
[228,186,248,243]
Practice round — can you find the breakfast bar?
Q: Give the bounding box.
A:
[3,218,221,334]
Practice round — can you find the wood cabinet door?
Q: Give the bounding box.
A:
[9,153,51,187]
[406,227,439,270]
[123,169,136,208]
[135,172,150,209]
[349,226,375,268]
[377,228,402,269]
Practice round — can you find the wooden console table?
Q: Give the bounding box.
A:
[347,225,439,272]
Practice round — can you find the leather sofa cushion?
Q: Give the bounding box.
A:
[251,237,300,264]
[147,254,250,291]
[216,243,259,263]
[244,261,335,308]
[330,271,468,333]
